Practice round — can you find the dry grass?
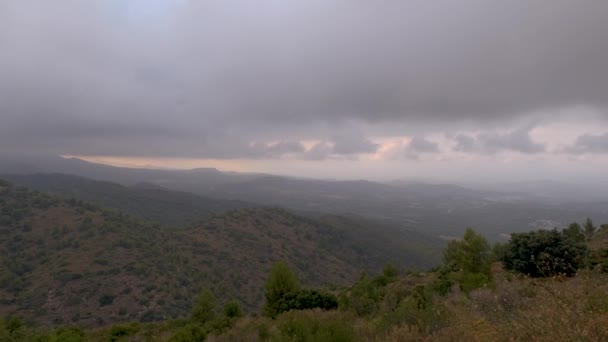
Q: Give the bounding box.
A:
[206,267,608,342]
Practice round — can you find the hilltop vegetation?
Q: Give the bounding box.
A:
[0,179,441,328]
[3,222,608,341]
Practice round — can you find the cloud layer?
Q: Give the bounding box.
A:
[1,1,607,162]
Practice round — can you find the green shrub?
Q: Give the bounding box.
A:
[98,294,115,306]
[5,317,23,334]
[109,323,139,341]
[192,289,216,324]
[169,323,206,342]
[276,311,355,342]
[49,327,87,342]
[502,229,588,277]
[275,290,338,316]
[379,285,449,335]
[223,301,243,319]
[435,276,453,296]
[205,316,234,335]
[338,274,383,316]
[457,272,491,293]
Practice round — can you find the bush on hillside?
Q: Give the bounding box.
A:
[275,310,355,342]
[501,229,588,277]
[223,301,242,319]
[338,274,384,316]
[169,323,206,342]
[275,289,338,316]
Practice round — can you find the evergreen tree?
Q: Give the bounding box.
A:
[191,289,216,324]
[443,228,491,275]
[583,218,596,240]
[263,262,300,318]
[563,222,585,243]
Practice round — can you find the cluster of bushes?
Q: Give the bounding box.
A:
[166,289,244,341]
[500,228,588,277]
[275,290,338,315]
[337,264,398,317]
[263,262,338,318]
[496,219,606,278]
[0,317,87,341]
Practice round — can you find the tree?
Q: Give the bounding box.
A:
[263,262,300,318]
[372,264,399,287]
[563,222,585,243]
[381,263,398,278]
[191,289,216,324]
[443,228,491,275]
[501,229,588,277]
[584,218,596,240]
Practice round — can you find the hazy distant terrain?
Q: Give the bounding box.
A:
[2,156,607,241]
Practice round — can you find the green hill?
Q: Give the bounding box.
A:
[1,173,252,226]
[0,180,442,327]
[3,206,607,341]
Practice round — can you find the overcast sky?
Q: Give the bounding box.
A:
[1,1,608,182]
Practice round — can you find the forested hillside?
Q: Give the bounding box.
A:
[3,212,608,341]
[1,173,252,226]
[0,180,442,328]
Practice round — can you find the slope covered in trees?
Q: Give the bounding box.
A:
[1,173,252,226]
[0,179,442,328]
[4,223,608,341]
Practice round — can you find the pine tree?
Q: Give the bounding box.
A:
[263,262,300,318]
[583,218,596,240]
[191,289,216,324]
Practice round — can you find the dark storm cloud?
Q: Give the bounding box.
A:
[454,128,546,154]
[563,133,608,154]
[1,1,607,158]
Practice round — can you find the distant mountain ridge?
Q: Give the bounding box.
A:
[2,155,608,240]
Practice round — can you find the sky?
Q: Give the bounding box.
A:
[1,1,608,182]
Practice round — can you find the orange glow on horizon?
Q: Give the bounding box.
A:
[61,155,253,172]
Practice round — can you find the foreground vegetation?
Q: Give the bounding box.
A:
[3,215,608,341]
